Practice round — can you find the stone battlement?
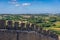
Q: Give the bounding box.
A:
[0,20,59,40]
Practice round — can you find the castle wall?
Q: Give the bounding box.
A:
[0,30,59,40]
[0,20,59,40]
[0,31,17,40]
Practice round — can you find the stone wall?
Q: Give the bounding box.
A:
[0,30,17,40]
[0,30,59,40]
[0,30,39,40]
[0,20,59,40]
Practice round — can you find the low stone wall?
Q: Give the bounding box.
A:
[0,30,59,40]
[0,31,17,40]
[0,30,39,40]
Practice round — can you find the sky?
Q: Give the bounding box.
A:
[0,0,60,14]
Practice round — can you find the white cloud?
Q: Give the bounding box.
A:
[8,0,31,7]
[8,1,20,7]
[15,4,20,7]
[8,0,17,4]
[8,0,18,5]
[22,3,31,6]
[8,1,16,4]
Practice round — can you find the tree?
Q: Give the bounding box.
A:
[49,17,57,22]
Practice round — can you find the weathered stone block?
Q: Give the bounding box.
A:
[0,20,6,29]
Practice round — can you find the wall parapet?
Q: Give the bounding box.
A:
[0,20,59,40]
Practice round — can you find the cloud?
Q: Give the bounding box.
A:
[8,0,18,5]
[8,1,16,4]
[8,0,20,7]
[8,0,31,7]
[22,3,31,6]
[15,4,20,7]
